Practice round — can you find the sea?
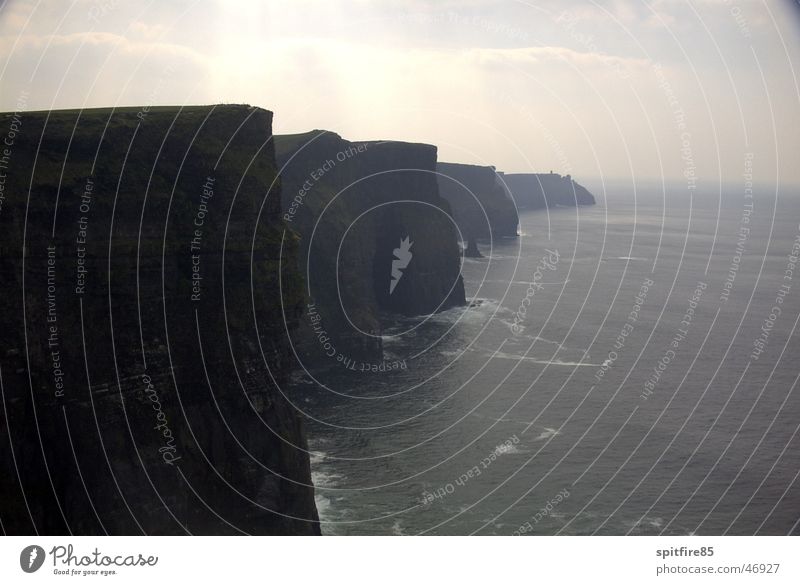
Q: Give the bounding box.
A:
[289,183,800,535]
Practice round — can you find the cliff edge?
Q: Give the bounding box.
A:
[437,162,519,240]
[0,105,320,534]
[275,130,466,363]
[502,172,596,209]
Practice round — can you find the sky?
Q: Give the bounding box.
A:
[1,0,799,186]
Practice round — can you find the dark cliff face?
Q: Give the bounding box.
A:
[502,172,596,209]
[0,105,319,534]
[437,162,519,239]
[275,131,466,363]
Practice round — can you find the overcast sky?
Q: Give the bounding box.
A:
[1,0,799,186]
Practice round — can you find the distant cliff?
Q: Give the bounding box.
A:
[501,172,596,209]
[437,162,518,239]
[275,131,465,363]
[0,105,319,534]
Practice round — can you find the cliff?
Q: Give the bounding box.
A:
[501,172,596,209]
[436,162,518,239]
[0,105,320,534]
[275,131,465,363]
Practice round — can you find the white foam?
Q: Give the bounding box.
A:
[472,279,570,286]
[629,516,665,531]
[311,469,342,488]
[420,298,514,328]
[314,493,333,526]
[494,443,523,456]
[289,370,314,385]
[440,349,468,358]
[533,427,560,441]
[544,359,599,367]
[309,451,327,465]
[488,351,600,367]
[311,464,342,530]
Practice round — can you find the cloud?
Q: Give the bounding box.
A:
[0,28,208,110]
[463,45,651,72]
[1,30,205,63]
[128,20,169,41]
[0,0,797,184]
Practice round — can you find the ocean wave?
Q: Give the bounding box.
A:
[488,350,600,367]
[289,370,314,385]
[505,335,592,363]
[439,349,469,358]
[314,493,333,528]
[383,298,525,335]
[532,427,560,441]
[311,469,342,488]
[539,359,599,367]
[309,450,328,465]
[381,298,509,333]
[474,253,518,260]
[470,279,570,286]
[312,463,343,529]
[504,334,565,349]
[471,412,532,426]
[629,516,665,532]
[494,442,524,456]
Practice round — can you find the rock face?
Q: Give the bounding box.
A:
[0,105,320,534]
[437,162,518,239]
[464,238,483,258]
[501,172,596,209]
[275,131,466,363]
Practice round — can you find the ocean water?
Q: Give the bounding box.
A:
[290,185,800,535]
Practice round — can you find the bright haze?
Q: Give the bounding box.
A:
[1,0,799,186]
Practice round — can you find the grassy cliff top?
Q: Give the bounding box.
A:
[438,161,498,171]
[274,129,437,155]
[2,103,262,116]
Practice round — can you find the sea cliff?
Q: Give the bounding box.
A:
[437,162,519,240]
[501,172,596,209]
[275,131,466,364]
[0,105,319,534]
